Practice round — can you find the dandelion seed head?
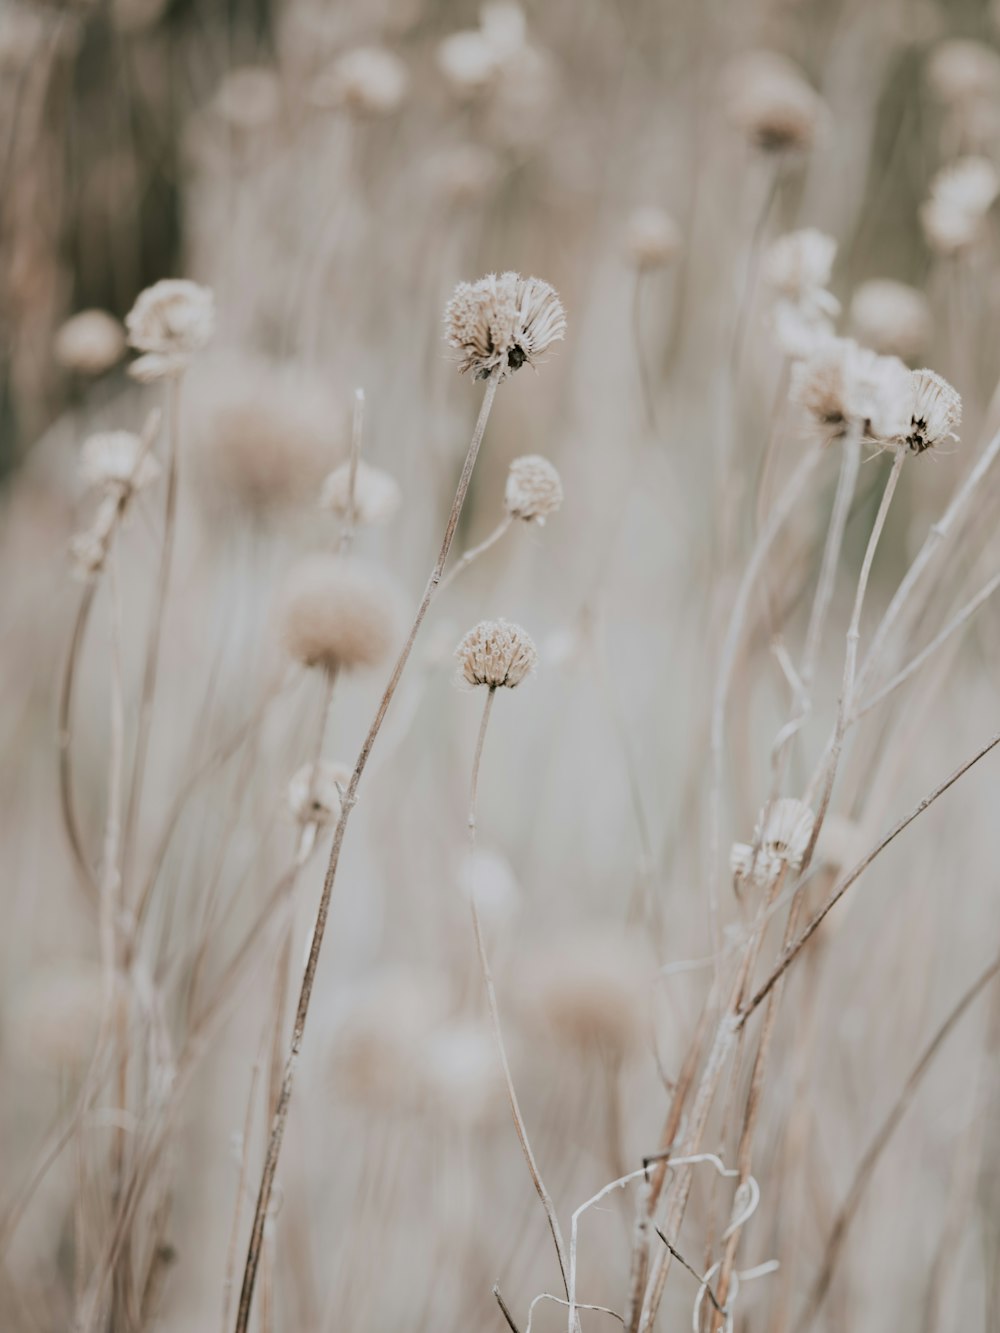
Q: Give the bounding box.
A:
[444,271,566,380]
[320,460,401,526]
[281,554,398,673]
[287,759,352,826]
[625,206,682,270]
[455,618,538,688]
[504,454,563,523]
[54,310,125,376]
[723,50,824,154]
[849,279,932,362]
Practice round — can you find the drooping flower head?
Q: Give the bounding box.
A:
[455,618,538,688]
[125,279,214,380]
[504,454,563,523]
[444,271,566,380]
[902,370,961,454]
[723,50,825,154]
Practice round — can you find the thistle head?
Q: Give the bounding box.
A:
[444,271,566,380]
[504,455,563,524]
[455,618,538,688]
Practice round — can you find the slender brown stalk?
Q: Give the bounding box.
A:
[338,388,365,555]
[438,514,514,594]
[232,371,501,1333]
[632,270,658,433]
[58,580,100,902]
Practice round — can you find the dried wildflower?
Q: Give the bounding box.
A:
[212,65,281,131]
[625,206,682,270]
[54,309,125,376]
[723,50,824,154]
[444,271,566,380]
[455,618,537,688]
[504,454,563,524]
[281,554,397,673]
[320,460,401,527]
[848,279,932,362]
[523,930,648,1053]
[458,847,520,928]
[764,229,837,301]
[310,45,409,116]
[419,1021,504,1127]
[927,39,1000,106]
[920,157,999,254]
[756,797,815,868]
[125,279,214,378]
[791,338,912,443]
[80,430,160,496]
[287,759,352,826]
[902,369,961,453]
[771,298,839,360]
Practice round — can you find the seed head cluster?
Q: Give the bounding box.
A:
[504,455,563,523]
[455,618,538,688]
[444,271,566,380]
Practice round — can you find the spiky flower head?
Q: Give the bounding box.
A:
[125,279,214,379]
[848,279,932,362]
[455,618,537,688]
[504,454,563,523]
[79,430,161,495]
[281,554,397,673]
[287,759,352,826]
[54,310,125,376]
[902,370,961,454]
[624,206,682,270]
[732,798,815,889]
[791,338,912,444]
[320,460,401,526]
[444,271,566,380]
[723,50,824,154]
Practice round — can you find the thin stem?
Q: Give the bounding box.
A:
[338,388,364,556]
[800,436,862,694]
[121,376,182,897]
[632,270,658,433]
[59,580,100,902]
[438,514,514,595]
[232,371,501,1333]
[793,953,1000,1333]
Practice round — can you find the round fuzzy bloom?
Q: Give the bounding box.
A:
[523,929,649,1053]
[320,459,401,527]
[902,369,961,454]
[310,45,409,116]
[763,228,837,301]
[125,279,214,361]
[287,759,352,826]
[418,1020,504,1127]
[437,29,501,97]
[79,430,160,494]
[723,50,824,153]
[754,797,815,870]
[771,296,839,360]
[849,279,932,362]
[212,65,281,131]
[458,846,520,929]
[455,618,537,688]
[920,157,999,254]
[927,39,1000,106]
[480,1,527,59]
[730,840,781,889]
[444,271,566,380]
[624,206,682,270]
[791,338,912,443]
[504,454,563,523]
[281,554,397,673]
[54,309,125,376]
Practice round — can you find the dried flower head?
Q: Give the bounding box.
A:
[848,279,932,362]
[927,39,1000,106]
[310,45,409,116]
[287,759,352,826]
[79,430,160,495]
[624,206,682,270]
[455,618,537,688]
[755,797,815,868]
[320,459,401,526]
[445,271,566,380]
[764,229,837,301]
[430,143,500,205]
[920,157,999,255]
[125,279,214,377]
[504,454,563,523]
[523,930,648,1053]
[723,50,824,153]
[212,65,281,131]
[902,369,961,453]
[437,30,501,97]
[281,554,397,673]
[791,338,912,443]
[54,309,125,376]
[419,1020,504,1127]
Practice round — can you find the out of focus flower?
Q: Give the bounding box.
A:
[211,66,282,131]
[281,554,398,673]
[54,310,125,376]
[732,798,815,889]
[764,231,840,361]
[901,369,961,453]
[723,50,825,154]
[849,279,932,362]
[418,1020,503,1127]
[126,279,214,379]
[625,206,682,270]
[927,39,1000,107]
[310,45,409,115]
[320,460,401,527]
[287,759,352,827]
[455,619,538,688]
[792,339,912,443]
[79,430,160,496]
[445,271,566,379]
[920,157,999,254]
[522,929,649,1054]
[504,455,563,523]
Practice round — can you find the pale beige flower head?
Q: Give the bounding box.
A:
[281,554,397,673]
[455,618,537,688]
[902,369,961,453]
[791,338,912,443]
[927,39,1000,106]
[445,271,566,380]
[763,229,837,301]
[504,454,563,523]
[80,430,161,495]
[212,65,281,131]
[920,156,999,254]
[848,279,932,362]
[320,460,401,526]
[522,929,649,1053]
[125,279,214,376]
[54,309,125,376]
[437,29,502,97]
[756,798,815,868]
[287,759,352,826]
[624,206,682,270]
[310,45,409,116]
[418,1020,504,1127]
[723,50,824,154]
